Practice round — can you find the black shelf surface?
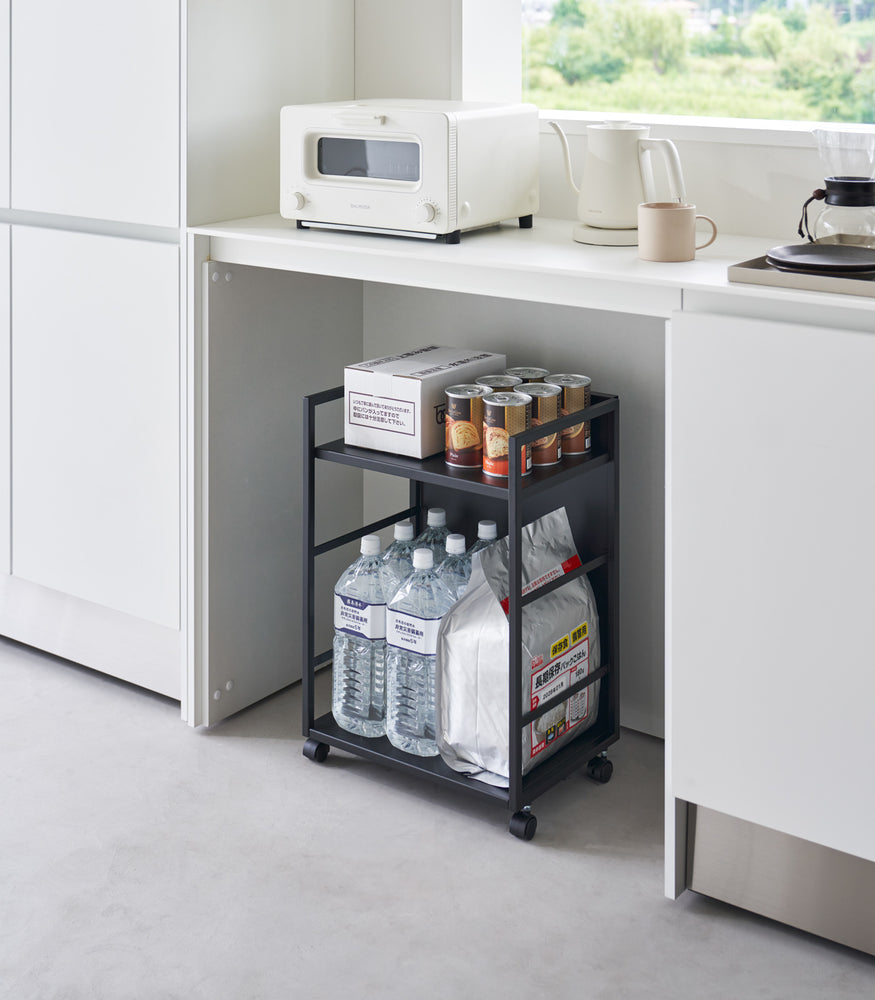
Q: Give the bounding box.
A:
[315,439,611,498]
[309,712,509,803]
[309,711,618,808]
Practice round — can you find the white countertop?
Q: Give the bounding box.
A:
[191,214,875,319]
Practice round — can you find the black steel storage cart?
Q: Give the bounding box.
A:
[302,385,619,840]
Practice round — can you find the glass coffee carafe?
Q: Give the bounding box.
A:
[798,128,875,249]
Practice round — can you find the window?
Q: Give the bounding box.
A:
[522,0,875,123]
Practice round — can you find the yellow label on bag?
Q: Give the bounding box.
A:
[550,634,570,659]
[571,621,588,645]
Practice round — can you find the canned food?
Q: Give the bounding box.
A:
[482,391,532,478]
[475,374,523,392]
[444,384,491,468]
[544,374,592,455]
[505,366,550,384]
[524,383,563,466]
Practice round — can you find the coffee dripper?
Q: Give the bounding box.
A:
[798,128,875,248]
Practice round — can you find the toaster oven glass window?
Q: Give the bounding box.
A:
[317,138,420,182]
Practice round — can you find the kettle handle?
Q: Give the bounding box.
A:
[639,138,687,203]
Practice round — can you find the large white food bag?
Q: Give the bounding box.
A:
[436,507,600,787]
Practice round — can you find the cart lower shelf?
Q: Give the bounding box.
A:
[304,711,618,839]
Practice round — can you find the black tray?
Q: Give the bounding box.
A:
[766,242,875,274]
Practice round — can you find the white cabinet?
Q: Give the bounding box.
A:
[0,228,182,697]
[667,309,875,947]
[11,0,180,226]
[669,309,875,862]
[11,227,180,629]
[0,226,9,572]
[0,1,355,709]
[0,0,9,209]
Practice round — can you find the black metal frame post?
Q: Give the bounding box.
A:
[507,428,524,814]
[302,390,319,737]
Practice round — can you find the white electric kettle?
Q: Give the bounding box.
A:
[550,121,687,246]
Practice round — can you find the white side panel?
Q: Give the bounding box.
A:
[202,264,363,725]
[362,284,666,737]
[461,0,521,103]
[186,0,354,226]
[0,0,9,209]
[11,0,179,226]
[355,0,454,99]
[11,227,180,630]
[355,0,520,102]
[669,310,875,863]
[355,0,522,102]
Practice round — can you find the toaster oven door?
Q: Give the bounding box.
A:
[315,136,420,183]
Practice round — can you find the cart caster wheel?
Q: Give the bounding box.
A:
[586,755,613,784]
[303,739,330,763]
[509,810,538,841]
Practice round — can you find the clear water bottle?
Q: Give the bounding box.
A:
[468,519,499,555]
[414,508,450,565]
[381,520,416,603]
[385,548,455,756]
[436,533,471,600]
[332,534,387,738]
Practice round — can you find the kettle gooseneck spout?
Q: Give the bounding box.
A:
[548,121,580,197]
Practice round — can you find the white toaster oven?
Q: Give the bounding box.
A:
[279,99,540,242]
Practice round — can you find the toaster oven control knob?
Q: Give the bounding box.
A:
[288,191,306,211]
[415,202,437,224]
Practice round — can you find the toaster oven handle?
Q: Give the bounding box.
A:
[334,111,388,126]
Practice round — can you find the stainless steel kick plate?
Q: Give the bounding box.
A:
[688,804,875,956]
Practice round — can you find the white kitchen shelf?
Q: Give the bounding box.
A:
[191,214,875,319]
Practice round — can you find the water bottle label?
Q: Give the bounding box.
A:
[386,610,441,655]
[334,593,386,639]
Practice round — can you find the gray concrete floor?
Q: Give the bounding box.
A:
[1,636,873,1000]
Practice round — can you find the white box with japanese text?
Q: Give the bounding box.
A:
[344,346,506,458]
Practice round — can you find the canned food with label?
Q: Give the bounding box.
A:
[475,374,524,392]
[544,373,592,455]
[524,382,563,466]
[482,391,532,478]
[444,384,491,468]
[505,366,550,384]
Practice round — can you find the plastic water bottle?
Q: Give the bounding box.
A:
[468,519,499,556]
[414,508,450,565]
[332,534,387,738]
[385,548,455,756]
[381,520,416,603]
[436,533,471,600]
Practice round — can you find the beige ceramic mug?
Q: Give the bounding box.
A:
[637,202,718,261]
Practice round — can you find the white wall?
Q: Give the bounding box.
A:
[187,0,355,226]
[537,115,829,240]
[355,0,520,102]
[362,285,667,738]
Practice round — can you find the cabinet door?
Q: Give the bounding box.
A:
[0,0,9,209]
[0,226,8,571]
[11,0,179,227]
[11,227,180,633]
[668,310,875,864]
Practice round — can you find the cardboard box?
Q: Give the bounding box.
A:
[344,346,507,458]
